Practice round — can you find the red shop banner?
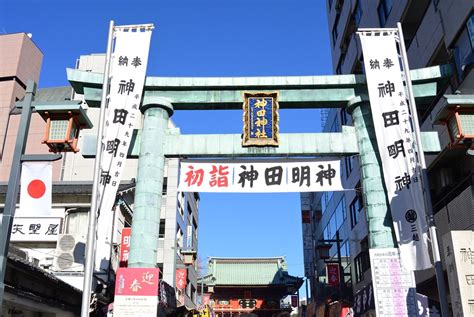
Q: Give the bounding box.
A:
[119,228,131,267]
[176,268,187,290]
[326,263,340,287]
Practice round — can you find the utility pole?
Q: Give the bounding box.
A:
[0,81,36,306]
[0,81,61,307]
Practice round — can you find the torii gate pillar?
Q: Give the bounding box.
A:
[128,98,174,268]
[348,96,396,248]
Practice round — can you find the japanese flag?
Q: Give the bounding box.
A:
[20,162,52,215]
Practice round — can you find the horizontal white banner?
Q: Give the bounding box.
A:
[178,160,343,193]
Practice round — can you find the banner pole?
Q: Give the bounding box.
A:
[396,22,449,317]
[80,20,114,317]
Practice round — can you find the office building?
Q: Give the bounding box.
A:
[302,1,473,315]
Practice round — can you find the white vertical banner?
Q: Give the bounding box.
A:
[99,28,152,214]
[359,32,431,270]
[95,26,152,270]
[20,162,52,216]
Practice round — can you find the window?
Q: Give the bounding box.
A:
[332,14,340,46]
[159,220,165,238]
[327,191,334,204]
[453,13,474,81]
[330,114,340,133]
[324,227,330,240]
[354,252,370,283]
[336,60,343,75]
[349,189,363,229]
[321,192,328,214]
[345,156,353,178]
[329,213,337,239]
[162,177,168,195]
[468,13,474,48]
[335,198,346,224]
[340,240,350,268]
[176,228,184,249]
[65,209,88,236]
[354,237,370,283]
[350,198,358,228]
[178,192,185,218]
[187,201,192,216]
[340,108,348,126]
[354,0,363,26]
[378,0,393,27]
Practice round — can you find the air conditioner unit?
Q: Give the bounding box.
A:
[53,234,86,272]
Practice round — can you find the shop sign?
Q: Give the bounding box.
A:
[326,263,340,287]
[10,217,61,242]
[114,267,160,317]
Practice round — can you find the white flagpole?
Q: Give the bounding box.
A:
[80,20,115,317]
[397,22,449,317]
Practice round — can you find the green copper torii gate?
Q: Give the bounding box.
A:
[67,64,450,267]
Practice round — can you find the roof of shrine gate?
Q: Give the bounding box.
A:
[201,257,303,290]
[66,64,452,109]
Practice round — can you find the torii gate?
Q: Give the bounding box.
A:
[66,64,449,268]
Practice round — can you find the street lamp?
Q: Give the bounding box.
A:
[315,244,332,260]
[181,249,197,265]
[0,81,92,307]
[35,102,93,153]
[434,94,474,155]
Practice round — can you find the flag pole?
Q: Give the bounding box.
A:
[80,20,114,317]
[396,22,449,317]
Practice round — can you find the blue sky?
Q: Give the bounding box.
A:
[2,0,333,297]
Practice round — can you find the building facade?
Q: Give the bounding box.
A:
[302,0,473,313]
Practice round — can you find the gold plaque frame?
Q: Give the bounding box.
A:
[242,91,280,147]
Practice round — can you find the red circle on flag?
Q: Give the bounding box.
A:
[27,179,46,199]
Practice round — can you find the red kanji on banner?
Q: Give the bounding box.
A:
[326,263,340,287]
[185,165,204,187]
[115,267,160,296]
[209,165,229,187]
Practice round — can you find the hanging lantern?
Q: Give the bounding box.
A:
[435,95,474,154]
[316,243,332,260]
[35,102,93,153]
